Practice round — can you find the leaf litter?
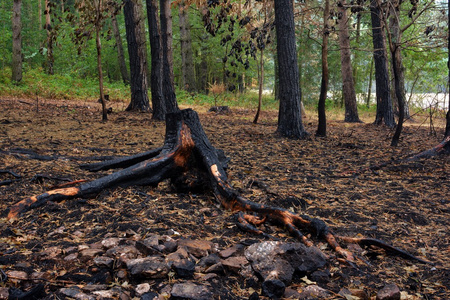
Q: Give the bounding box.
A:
[0,98,448,299]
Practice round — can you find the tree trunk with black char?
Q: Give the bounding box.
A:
[7,109,431,265]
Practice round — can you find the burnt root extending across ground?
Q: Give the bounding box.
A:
[6,109,432,265]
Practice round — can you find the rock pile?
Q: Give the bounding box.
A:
[0,233,401,299]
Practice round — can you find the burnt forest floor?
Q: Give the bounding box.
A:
[0,98,448,299]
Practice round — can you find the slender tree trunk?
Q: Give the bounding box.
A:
[44,0,54,75]
[370,0,395,128]
[446,0,450,138]
[391,45,404,146]
[337,0,361,122]
[366,58,374,107]
[111,13,129,85]
[146,0,165,120]
[389,2,410,119]
[95,0,107,121]
[160,0,179,113]
[274,0,308,138]
[124,0,151,112]
[12,0,23,83]
[253,48,264,124]
[316,0,330,137]
[178,1,196,92]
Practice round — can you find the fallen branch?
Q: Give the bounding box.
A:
[6,109,431,265]
[351,135,450,176]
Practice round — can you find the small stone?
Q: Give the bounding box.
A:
[205,262,224,274]
[299,285,331,299]
[199,273,218,281]
[166,247,190,265]
[93,256,114,268]
[170,283,212,300]
[172,259,195,278]
[136,235,161,256]
[64,252,79,261]
[80,248,103,258]
[141,291,158,300]
[163,239,177,253]
[376,284,401,300]
[6,270,28,282]
[219,244,244,258]
[106,245,140,264]
[135,283,151,296]
[0,287,9,300]
[283,288,301,299]
[261,279,285,299]
[126,256,169,279]
[102,237,121,249]
[221,256,248,273]
[59,287,94,300]
[177,239,215,257]
[40,246,62,258]
[309,269,330,284]
[198,253,221,268]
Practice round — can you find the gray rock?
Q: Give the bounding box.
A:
[221,256,249,273]
[59,287,94,300]
[126,256,169,279]
[101,237,121,249]
[0,287,8,299]
[93,256,114,268]
[219,244,244,258]
[261,279,285,299]
[376,284,401,300]
[136,235,161,256]
[177,239,215,257]
[299,285,331,299]
[172,258,195,278]
[170,283,212,300]
[309,269,330,284]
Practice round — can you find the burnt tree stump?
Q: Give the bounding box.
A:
[6,109,431,264]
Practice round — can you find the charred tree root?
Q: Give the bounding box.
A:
[353,135,450,176]
[6,109,431,265]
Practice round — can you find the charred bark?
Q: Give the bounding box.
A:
[6,109,430,265]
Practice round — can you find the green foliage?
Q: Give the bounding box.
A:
[0,67,129,100]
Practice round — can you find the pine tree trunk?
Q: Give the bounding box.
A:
[178,1,196,92]
[160,0,179,114]
[111,13,129,85]
[44,0,54,75]
[389,4,410,119]
[274,0,308,139]
[95,1,107,122]
[316,0,330,137]
[12,0,22,83]
[370,0,395,128]
[337,0,361,123]
[124,0,151,112]
[146,0,166,120]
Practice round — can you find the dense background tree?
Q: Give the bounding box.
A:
[337,0,361,123]
[124,0,151,112]
[160,0,179,114]
[370,0,395,128]
[274,0,308,138]
[316,0,330,137]
[178,1,196,92]
[146,0,165,120]
[11,0,22,83]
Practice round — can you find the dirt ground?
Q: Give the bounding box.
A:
[0,98,448,299]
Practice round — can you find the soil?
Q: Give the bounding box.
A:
[0,98,448,299]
